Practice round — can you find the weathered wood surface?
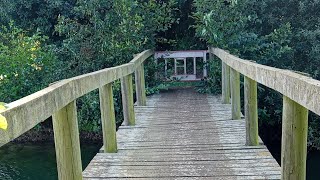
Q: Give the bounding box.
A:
[222,62,230,104]
[53,101,83,180]
[211,47,320,117]
[99,83,118,153]
[121,74,135,126]
[230,68,241,120]
[244,76,259,146]
[135,64,147,106]
[83,88,280,179]
[281,96,308,180]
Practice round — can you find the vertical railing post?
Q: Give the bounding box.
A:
[281,96,308,180]
[193,57,197,76]
[165,59,168,77]
[135,64,147,106]
[203,52,208,78]
[121,74,135,126]
[230,67,241,119]
[99,83,117,153]
[222,62,231,104]
[174,59,177,75]
[52,101,83,180]
[244,76,259,146]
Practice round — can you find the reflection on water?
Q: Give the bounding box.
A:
[0,143,100,180]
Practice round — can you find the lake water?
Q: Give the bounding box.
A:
[0,143,100,180]
[0,143,319,179]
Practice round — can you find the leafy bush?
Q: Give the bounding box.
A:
[0,0,177,132]
[0,22,55,103]
[193,0,320,150]
[51,0,176,131]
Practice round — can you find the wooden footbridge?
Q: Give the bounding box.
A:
[83,88,280,179]
[0,47,319,180]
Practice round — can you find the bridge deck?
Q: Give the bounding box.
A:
[83,88,280,179]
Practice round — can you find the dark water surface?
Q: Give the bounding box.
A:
[0,143,100,180]
[307,150,320,180]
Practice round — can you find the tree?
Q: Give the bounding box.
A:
[0,22,55,103]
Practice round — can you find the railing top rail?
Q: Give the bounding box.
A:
[155,50,208,59]
[0,49,154,146]
[210,47,320,116]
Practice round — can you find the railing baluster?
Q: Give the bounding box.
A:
[230,67,241,119]
[281,96,308,180]
[135,64,147,106]
[52,101,82,180]
[222,62,231,104]
[244,76,259,146]
[99,83,117,153]
[121,74,135,126]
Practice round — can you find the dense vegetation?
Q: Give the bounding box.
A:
[194,0,320,151]
[0,0,177,133]
[1,0,320,151]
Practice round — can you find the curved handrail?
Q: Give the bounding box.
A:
[0,49,154,147]
[210,47,319,116]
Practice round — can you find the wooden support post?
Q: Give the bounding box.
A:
[165,59,168,77]
[174,59,177,75]
[222,63,231,104]
[203,53,207,77]
[208,48,213,61]
[99,83,117,153]
[183,58,187,75]
[121,74,135,126]
[281,96,308,180]
[244,76,259,146]
[52,101,82,180]
[135,64,147,106]
[230,68,241,119]
[193,57,196,75]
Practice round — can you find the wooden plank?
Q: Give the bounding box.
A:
[99,83,117,153]
[93,152,275,160]
[222,62,231,104]
[89,160,279,168]
[281,96,308,180]
[244,76,259,146]
[230,68,241,119]
[83,167,280,178]
[84,88,280,179]
[121,74,135,126]
[135,64,147,106]
[85,176,281,180]
[0,50,153,147]
[154,50,208,59]
[52,101,82,180]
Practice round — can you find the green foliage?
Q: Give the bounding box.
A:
[0,22,55,103]
[0,0,177,133]
[1,0,76,38]
[194,0,320,150]
[52,0,176,130]
[52,0,175,76]
[198,57,222,94]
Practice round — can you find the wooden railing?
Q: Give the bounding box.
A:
[209,47,316,180]
[0,50,154,180]
[1,47,316,180]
